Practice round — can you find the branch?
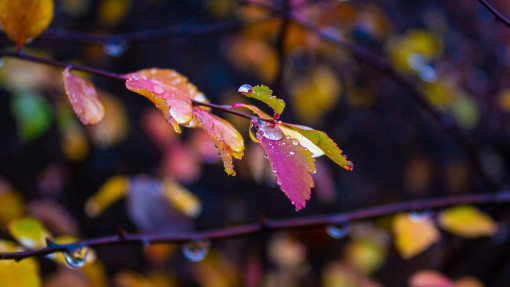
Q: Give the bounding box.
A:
[1,190,509,261]
[477,0,510,28]
[35,14,276,45]
[0,50,272,122]
[290,16,503,192]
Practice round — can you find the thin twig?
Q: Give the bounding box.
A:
[477,0,510,28]
[34,15,276,45]
[0,50,270,123]
[1,191,509,261]
[290,16,503,192]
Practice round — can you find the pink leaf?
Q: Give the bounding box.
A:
[256,121,316,210]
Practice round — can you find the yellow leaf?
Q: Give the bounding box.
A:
[0,0,54,48]
[85,176,128,218]
[98,0,131,25]
[438,205,497,238]
[392,213,440,259]
[8,217,51,249]
[0,240,41,287]
[290,65,341,124]
[343,238,385,274]
[0,181,25,228]
[162,178,202,218]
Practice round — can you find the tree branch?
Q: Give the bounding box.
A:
[35,14,276,45]
[289,16,503,192]
[1,190,509,261]
[477,0,510,28]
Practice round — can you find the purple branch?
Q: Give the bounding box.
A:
[1,191,509,261]
[477,0,510,28]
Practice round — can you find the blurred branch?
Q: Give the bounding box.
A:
[33,14,276,45]
[290,16,503,192]
[477,0,510,28]
[0,50,271,122]
[1,190,509,261]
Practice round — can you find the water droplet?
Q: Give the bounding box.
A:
[262,127,284,140]
[264,153,269,159]
[181,240,210,262]
[238,84,253,93]
[311,169,317,174]
[103,39,127,57]
[347,161,354,171]
[249,121,259,138]
[290,151,295,155]
[63,246,88,268]
[325,224,351,239]
[409,210,433,222]
[291,139,299,145]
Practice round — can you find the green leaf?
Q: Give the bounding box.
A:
[8,217,51,249]
[11,90,53,141]
[280,123,352,170]
[238,84,285,115]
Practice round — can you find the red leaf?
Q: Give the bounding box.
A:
[62,67,105,125]
[256,121,316,210]
[125,68,206,133]
[193,107,244,176]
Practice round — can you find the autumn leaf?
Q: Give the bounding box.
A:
[408,270,454,287]
[0,0,54,48]
[193,107,244,176]
[62,67,105,125]
[162,178,202,218]
[85,176,128,218]
[125,68,206,133]
[280,123,353,170]
[8,217,51,249]
[438,205,497,238]
[238,84,285,116]
[256,121,316,210]
[392,213,440,259]
[0,240,41,287]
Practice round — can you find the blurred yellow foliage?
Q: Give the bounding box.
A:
[438,205,497,238]
[0,240,40,287]
[0,0,53,47]
[392,213,440,259]
[85,176,128,218]
[343,238,385,274]
[8,217,51,249]
[0,182,25,228]
[162,178,202,218]
[388,29,442,72]
[98,0,131,25]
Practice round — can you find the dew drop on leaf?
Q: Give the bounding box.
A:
[262,127,284,140]
[289,151,295,156]
[325,224,351,239]
[238,84,253,93]
[181,240,210,262]
[291,138,299,146]
[103,39,127,57]
[63,246,88,268]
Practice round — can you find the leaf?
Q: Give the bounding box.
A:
[8,216,51,249]
[392,213,440,259]
[408,270,454,287]
[193,107,244,176]
[0,0,54,48]
[256,122,316,210]
[344,238,386,274]
[11,90,53,141]
[62,67,105,125]
[238,84,285,115]
[162,178,202,218]
[125,68,206,133]
[0,240,41,287]
[455,277,485,287]
[438,205,497,238]
[281,123,352,170]
[0,181,25,228]
[84,176,128,218]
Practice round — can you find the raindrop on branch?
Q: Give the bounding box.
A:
[103,38,127,57]
[63,246,89,268]
[181,240,210,262]
[325,223,351,239]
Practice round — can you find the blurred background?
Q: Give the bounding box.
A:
[1,0,510,286]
